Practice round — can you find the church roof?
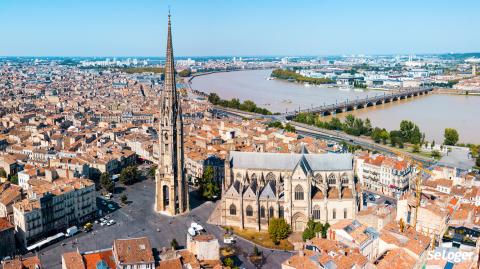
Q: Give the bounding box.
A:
[260,181,276,199]
[229,151,352,171]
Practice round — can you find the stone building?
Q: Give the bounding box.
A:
[155,14,189,215]
[13,178,96,247]
[221,150,357,232]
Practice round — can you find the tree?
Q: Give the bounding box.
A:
[148,165,157,178]
[371,128,383,143]
[302,219,324,241]
[284,123,296,133]
[476,157,480,168]
[431,140,436,149]
[399,120,422,144]
[178,68,192,77]
[223,257,234,267]
[268,218,291,244]
[100,172,115,192]
[120,194,128,204]
[267,121,283,129]
[431,150,441,159]
[170,238,179,250]
[10,174,18,185]
[120,166,139,185]
[444,128,459,146]
[364,118,373,136]
[379,130,390,144]
[208,93,221,105]
[199,166,220,200]
[321,222,330,239]
[0,168,6,178]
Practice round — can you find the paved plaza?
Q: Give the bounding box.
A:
[37,178,293,269]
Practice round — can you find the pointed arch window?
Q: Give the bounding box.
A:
[279,206,285,218]
[269,206,274,218]
[229,204,236,215]
[260,206,266,218]
[341,173,349,185]
[343,208,348,219]
[294,185,304,200]
[328,174,336,185]
[266,172,276,182]
[246,205,253,217]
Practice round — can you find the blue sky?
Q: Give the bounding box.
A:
[0,0,478,57]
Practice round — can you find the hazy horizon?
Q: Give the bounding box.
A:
[1,0,479,57]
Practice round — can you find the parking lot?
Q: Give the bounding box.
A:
[35,178,292,269]
[362,190,397,208]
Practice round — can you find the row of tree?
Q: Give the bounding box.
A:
[294,113,426,148]
[271,69,334,84]
[266,121,296,133]
[295,112,465,156]
[207,93,273,115]
[99,165,140,192]
[302,219,330,241]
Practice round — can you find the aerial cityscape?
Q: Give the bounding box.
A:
[1,1,480,269]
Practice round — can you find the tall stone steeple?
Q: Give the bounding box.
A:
[155,13,189,215]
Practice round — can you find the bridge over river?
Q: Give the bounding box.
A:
[284,87,433,120]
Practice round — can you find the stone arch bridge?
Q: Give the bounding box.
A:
[284,87,433,120]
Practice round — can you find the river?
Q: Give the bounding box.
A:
[191,69,480,144]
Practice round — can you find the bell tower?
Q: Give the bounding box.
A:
[155,13,189,215]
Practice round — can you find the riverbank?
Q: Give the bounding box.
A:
[432,88,480,95]
[189,69,480,143]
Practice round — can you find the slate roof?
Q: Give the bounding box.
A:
[229,151,353,171]
[260,181,276,199]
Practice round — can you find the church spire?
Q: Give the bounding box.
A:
[155,13,189,215]
[164,12,176,96]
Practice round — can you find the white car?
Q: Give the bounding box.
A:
[374,195,381,199]
[108,220,116,225]
[100,222,106,226]
[224,236,236,244]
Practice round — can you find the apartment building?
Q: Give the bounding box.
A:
[13,177,96,247]
[356,153,413,197]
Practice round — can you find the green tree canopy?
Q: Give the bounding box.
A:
[10,174,18,185]
[0,168,6,178]
[178,69,192,77]
[268,218,291,244]
[120,166,139,185]
[100,172,115,193]
[199,166,220,200]
[444,128,459,146]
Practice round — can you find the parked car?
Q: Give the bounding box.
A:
[224,236,236,244]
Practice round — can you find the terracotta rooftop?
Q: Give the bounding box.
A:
[376,248,416,269]
[83,249,116,269]
[2,255,42,269]
[62,251,85,269]
[113,237,154,265]
[0,217,13,232]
